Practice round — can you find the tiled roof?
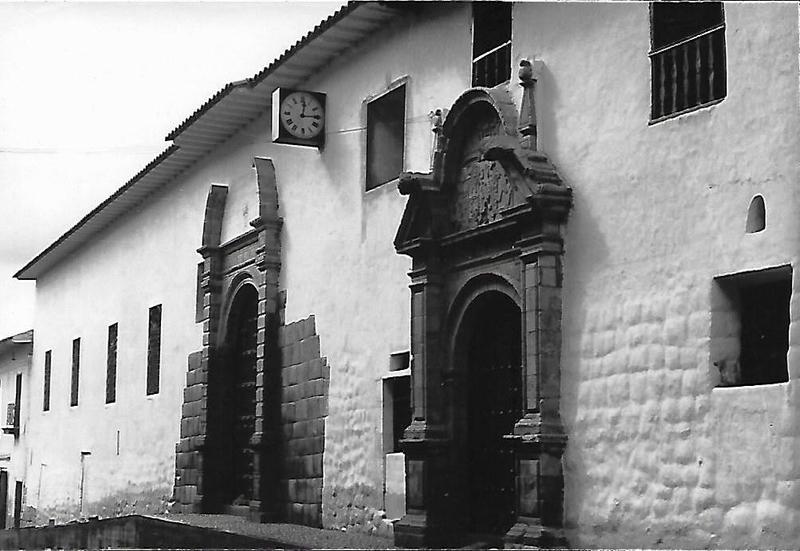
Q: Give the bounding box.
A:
[16,1,403,280]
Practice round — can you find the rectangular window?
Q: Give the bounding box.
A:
[712,266,791,387]
[13,374,20,437]
[147,305,162,395]
[366,84,406,191]
[43,350,51,412]
[650,2,726,121]
[106,323,118,404]
[472,2,512,88]
[71,338,80,406]
[382,352,411,454]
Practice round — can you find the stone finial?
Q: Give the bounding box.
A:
[429,108,447,176]
[518,59,544,151]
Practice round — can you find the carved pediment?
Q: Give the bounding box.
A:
[395,87,571,254]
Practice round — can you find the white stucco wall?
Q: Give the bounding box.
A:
[25,2,472,529]
[23,2,800,546]
[509,3,800,548]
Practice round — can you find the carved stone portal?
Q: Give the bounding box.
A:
[393,85,572,548]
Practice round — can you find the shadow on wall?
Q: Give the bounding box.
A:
[558,186,610,536]
[536,63,561,161]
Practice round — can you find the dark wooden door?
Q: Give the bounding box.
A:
[13,480,21,529]
[229,292,258,503]
[466,293,521,535]
[0,470,7,529]
[209,285,258,509]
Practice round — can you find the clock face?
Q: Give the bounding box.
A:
[279,91,324,139]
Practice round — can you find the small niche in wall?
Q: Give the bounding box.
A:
[745,195,766,233]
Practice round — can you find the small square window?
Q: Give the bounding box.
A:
[649,2,726,121]
[472,2,511,87]
[366,85,405,191]
[712,266,791,387]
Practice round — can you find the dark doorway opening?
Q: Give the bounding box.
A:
[458,291,521,537]
[207,284,259,513]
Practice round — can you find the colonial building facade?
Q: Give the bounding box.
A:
[0,330,32,529]
[13,2,800,548]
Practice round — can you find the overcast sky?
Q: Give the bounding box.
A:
[0,1,342,338]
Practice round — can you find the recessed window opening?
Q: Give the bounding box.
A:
[43,350,51,412]
[71,338,80,406]
[713,266,791,387]
[650,2,726,121]
[106,323,118,404]
[147,305,162,395]
[746,195,766,233]
[366,84,406,191]
[383,375,411,454]
[472,2,512,87]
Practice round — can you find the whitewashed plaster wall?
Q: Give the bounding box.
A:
[0,346,30,527]
[25,2,799,544]
[26,2,472,528]
[219,3,474,531]
[510,3,800,548]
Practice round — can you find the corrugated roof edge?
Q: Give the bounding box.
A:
[14,1,407,281]
[0,330,33,345]
[14,145,180,280]
[164,1,357,142]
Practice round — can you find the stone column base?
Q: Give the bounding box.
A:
[395,510,450,548]
[504,517,568,549]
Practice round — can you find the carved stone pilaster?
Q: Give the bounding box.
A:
[248,157,283,522]
[173,184,228,513]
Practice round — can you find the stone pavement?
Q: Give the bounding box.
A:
[157,513,396,549]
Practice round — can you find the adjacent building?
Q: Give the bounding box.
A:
[12,2,800,548]
[0,330,32,529]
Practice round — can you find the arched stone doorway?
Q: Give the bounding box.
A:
[457,290,521,537]
[207,283,259,512]
[393,85,573,548]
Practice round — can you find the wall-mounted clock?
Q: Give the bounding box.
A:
[271,87,326,147]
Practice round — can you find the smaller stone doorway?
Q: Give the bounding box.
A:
[206,284,259,513]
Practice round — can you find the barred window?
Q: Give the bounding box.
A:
[650,2,726,121]
[147,305,161,395]
[472,2,511,88]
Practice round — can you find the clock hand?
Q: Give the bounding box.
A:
[300,97,307,117]
[300,114,322,120]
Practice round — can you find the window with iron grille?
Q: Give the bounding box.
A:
[71,338,80,406]
[472,2,511,88]
[106,323,118,404]
[366,84,406,191]
[147,305,161,395]
[650,2,726,122]
[43,350,51,412]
